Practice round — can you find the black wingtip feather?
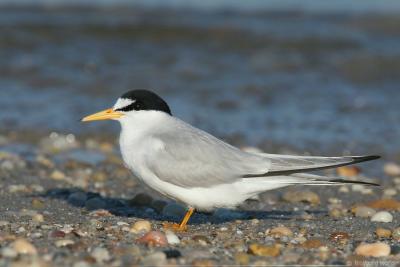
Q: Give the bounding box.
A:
[351,155,381,163]
[328,179,380,186]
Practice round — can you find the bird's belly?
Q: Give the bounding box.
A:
[137,174,250,211]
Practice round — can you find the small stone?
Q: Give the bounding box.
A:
[55,239,75,247]
[91,247,111,263]
[32,198,45,209]
[301,239,324,249]
[50,230,66,238]
[376,228,392,238]
[248,244,280,257]
[50,170,66,180]
[85,197,107,210]
[282,190,320,205]
[368,199,400,210]
[0,220,9,227]
[1,247,18,258]
[141,252,167,267]
[36,155,54,168]
[68,192,87,207]
[163,249,182,259]
[192,235,210,246]
[384,162,400,176]
[337,166,361,177]
[329,232,350,244]
[371,211,393,223]
[329,208,346,218]
[128,193,153,207]
[130,220,152,234]
[269,226,293,238]
[338,185,350,193]
[162,203,187,218]
[89,219,104,230]
[383,188,397,197]
[137,231,168,247]
[89,209,112,217]
[355,242,391,257]
[165,230,180,245]
[32,213,44,223]
[392,227,400,240]
[353,206,376,217]
[10,239,37,255]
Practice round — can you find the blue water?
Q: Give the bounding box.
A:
[0,6,399,156]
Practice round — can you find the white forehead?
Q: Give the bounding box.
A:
[113,98,135,110]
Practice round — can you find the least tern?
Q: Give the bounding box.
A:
[82,89,380,231]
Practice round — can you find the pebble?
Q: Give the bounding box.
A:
[32,198,45,209]
[128,193,153,207]
[383,188,397,197]
[0,220,9,227]
[355,242,391,257]
[50,230,66,238]
[141,252,167,267]
[162,203,187,218]
[383,162,400,176]
[248,244,280,257]
[338,185,350,193]
[85,197,107,210]
[353,206,376,217]
[282,190,320,205]
[32,213,44,223]
[192,235,210,246]
[10,238,37,255]
[137,231,168,247]
[68,192,88,207]
[50,170,67,180]
[91,247,111,263]
[55,239,75,247]
[329,232,350,244]
[269,226,293,238]
[165,230,180,245]
[301,239,325,249]
[130,220,152,234]
[392,227,400,240]
[352,184,373,194]
[371,211,393,223]
[337,166,360,177]
[376,228,392,238]
[1,247,18,258]
[368,199,400,210]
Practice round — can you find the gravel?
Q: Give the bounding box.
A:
[0,131,399,266]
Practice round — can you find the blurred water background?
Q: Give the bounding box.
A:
[1,0,399,156]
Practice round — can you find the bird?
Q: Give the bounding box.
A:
[81,89,380,231]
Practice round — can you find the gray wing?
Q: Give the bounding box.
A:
[148,119,379,187]
[147,123,269,188]
[243,153,380,177]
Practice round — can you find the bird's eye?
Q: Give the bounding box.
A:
[134,102,141,110]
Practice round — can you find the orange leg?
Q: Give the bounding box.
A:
[163,207,195,231]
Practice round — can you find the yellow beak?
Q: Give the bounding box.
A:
[81,108,124,122]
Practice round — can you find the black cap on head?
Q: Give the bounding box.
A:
[116,90,172,115]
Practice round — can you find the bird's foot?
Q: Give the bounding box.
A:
[162,222,187,232]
